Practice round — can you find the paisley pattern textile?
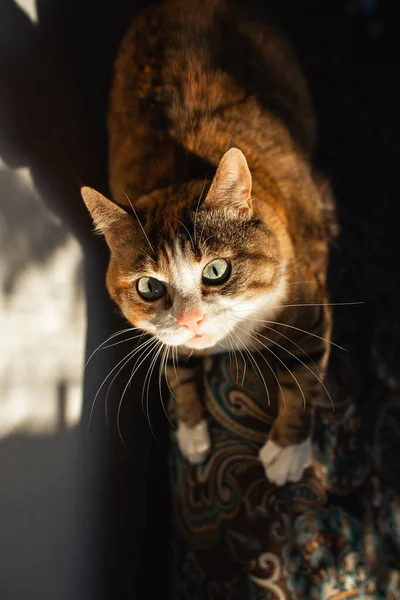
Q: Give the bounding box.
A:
[169,355,400,599]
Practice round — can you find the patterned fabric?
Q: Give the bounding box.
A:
[168,354,400,599]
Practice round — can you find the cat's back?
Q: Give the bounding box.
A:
[109,0,315,206]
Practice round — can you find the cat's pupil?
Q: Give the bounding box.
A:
[148,281,153,292]
[213,266,218,276]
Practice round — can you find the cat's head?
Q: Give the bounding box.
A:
[82,148,289,351]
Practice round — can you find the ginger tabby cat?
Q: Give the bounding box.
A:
[81,0,333,485]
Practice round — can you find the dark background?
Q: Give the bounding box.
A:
[1,0,399,598]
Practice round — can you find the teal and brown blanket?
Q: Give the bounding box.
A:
[169,354,400,599]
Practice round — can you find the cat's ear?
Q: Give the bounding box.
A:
[205,148,252,216]
[81,186,133,241]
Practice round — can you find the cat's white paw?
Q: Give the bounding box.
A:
[259,437,312,486]
[176,420,211,465]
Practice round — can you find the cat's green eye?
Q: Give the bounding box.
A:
[202,259,231,286]
[137,277,166,301]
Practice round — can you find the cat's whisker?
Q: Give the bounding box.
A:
[172,346,180,388]
[84,327,137,368]
[200,234,216,248]
[286,254,305,267]
[141,339,163,415]
[225,335,239,383]
[147,344,169,444]
[123,189,154,254]
[239,301,363,310]
[234,315,346,352]
[175,218,195,253]
[226,339,233,369]
[232,341,240,384]
[228,332,248,387]
[233,324,297,411]
[277,301,364,308]
[193,175,208,246]
[142,342,164,443]
[252,327,334,412]
[102,332,145,351]
[241,328,305,410]
[229,324,285,401]
[117,338,161,451]
[104,342,142,427]
[87,336,156,433]
[159,346,176,429]
[245,347,271,407]
[227,296,269,313]
[225,330,246,386]
[242,338,288,410]
[229,314,319,374]
[199,212,209,247]
[104,335,156,425]
[104,351,136,427]
[222,323,241,384]
[233,300,363,312]
[229,329,271,406]
[263,324,320,374]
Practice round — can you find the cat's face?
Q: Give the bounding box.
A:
[82,149,288,352]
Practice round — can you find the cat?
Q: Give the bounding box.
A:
[81,0,334,486]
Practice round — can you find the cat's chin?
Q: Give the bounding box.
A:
[182,334,219,350]
[154,332,220,350]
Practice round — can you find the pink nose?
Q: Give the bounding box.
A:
[177,310,205,331]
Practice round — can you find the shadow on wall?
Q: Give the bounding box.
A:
[0,165,69,296]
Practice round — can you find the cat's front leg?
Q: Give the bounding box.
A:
[259,404,313,486]
[259,308,331,485]
[166,358,211,465]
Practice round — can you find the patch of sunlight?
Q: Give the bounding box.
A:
[14,0,38,23]
[0,161,86,437]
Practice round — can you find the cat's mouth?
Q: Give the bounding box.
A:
[155,325,230,350]
[184,333,218,350]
